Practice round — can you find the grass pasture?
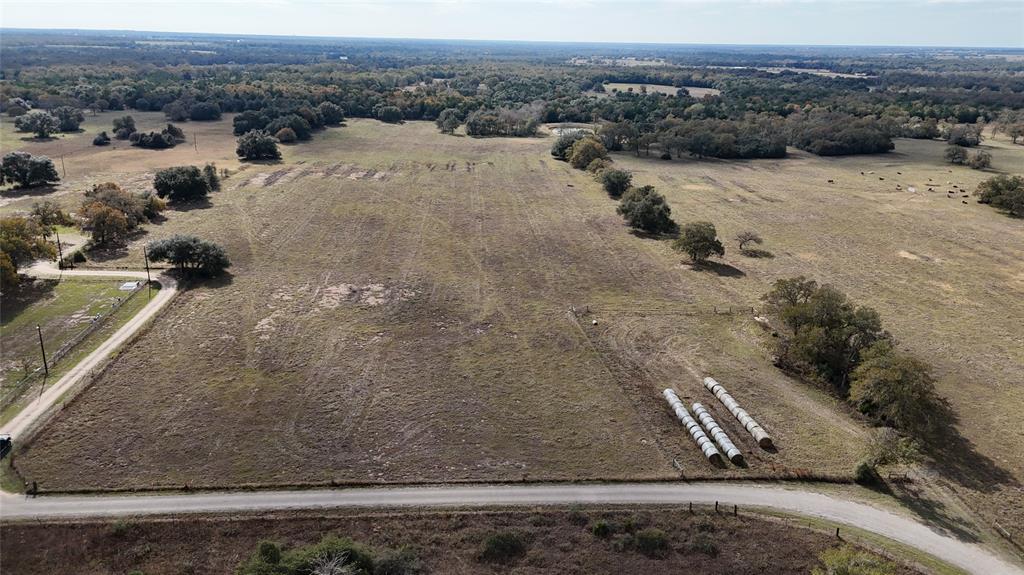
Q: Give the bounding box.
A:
[5,117,1023,543]
[601,83,721,98]
[0,277,150,423]
[12,119,866,492]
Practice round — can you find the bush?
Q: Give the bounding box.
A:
[687,533,718,557]
[374,547,423,575]
[93,131,111,146]
[266,114,312,140]
[586,158,611,173]
[591,520,612,538]
[113,115,136,137]
[634,528,669,558]
[237,535,375,575]
[275,127,297,143]
[568,137,608,170]
[854,460,879,485]
[153,166,210,203]
[946,124,981,147]
[479,531,527,564]
[673,221,725,264]
[813,544,897,575]
[617,185,678,234]
[203,163,221,192]
[436,108,460,134]
[944,145,968,165]
[0,151,60,188]
[974,174,1024,217]
[600,169,632,198]
[236,129,281,161]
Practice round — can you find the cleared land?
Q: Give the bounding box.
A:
[0,507,921,575]
[602,82,722,98]
[12,119,866,492]
[6,118,1023,545]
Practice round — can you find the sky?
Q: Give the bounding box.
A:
[1,0,1022,48]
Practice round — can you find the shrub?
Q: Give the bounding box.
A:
[266,114,312,140]
[591,520,612,538]
[586,158,611,173]
[93,131,111,146]
[275,127,297,143]
[113,115,136,137]
[162,101,189,122]
[674,221,725,264]
[236,129,281,161]
[237,536,374,575]
[153,166,210,203]
[568,137,608,170]
[0,151,60,188]
[854,460,879,486]
[31,200,73,227]
[944,145,968,165]
[687,533,718,557]
[600,169,632,198]
[946,124,981,147]
[634,528,669,558]
[813,544,897,575]
[617,185,678,234]
[479,531,527,563]
[374,547,423,575]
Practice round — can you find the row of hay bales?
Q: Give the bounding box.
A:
[663,377,774,467]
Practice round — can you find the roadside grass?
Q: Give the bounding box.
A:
[0,280,152,427]
[0,506,923,575]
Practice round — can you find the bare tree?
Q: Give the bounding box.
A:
[313,552,357,575]
[735,231,763,251]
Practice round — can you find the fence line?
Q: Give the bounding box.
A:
[1,281,146,409]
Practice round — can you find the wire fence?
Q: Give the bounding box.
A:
[0,281,146,409]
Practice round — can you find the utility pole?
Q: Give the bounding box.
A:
[59,145,66,177]
[194,132,198,152]
[53,227,64,269]
[36,325,49,378]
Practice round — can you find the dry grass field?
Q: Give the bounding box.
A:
[0,507,921,575]
[6,116,1022,542]
[601,82,722,98]
[11,119,866,493]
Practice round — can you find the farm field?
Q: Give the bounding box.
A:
[11,119,867,493]
[601,82,722,98]
[0,506,923,575]
[6,116,1024,547]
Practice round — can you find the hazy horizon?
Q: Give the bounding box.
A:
[1,1,1022,49]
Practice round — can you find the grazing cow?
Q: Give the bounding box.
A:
[828,179,834,183]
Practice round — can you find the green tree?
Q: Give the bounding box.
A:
[850,341,950,438]
[974,174,1024,217]
[0,151,60,188]
[153,166,210,203]
[112,115,136,139]
[275,127,297,143]
[52,106,85,131]
[80,203,130,246]
[674,221,724,264]
[600,169,632,198]
[188,102,222,121]
[0,216,56,290]
[146,234,230,277]
[202,163,221,192]
[375,105,403,124]
[944,145,968,165]
[436,108,461,134]
[14,111,59,138]
[317,101,345,125]
[236,130,281,161]
[616,185,678,234]
[31,200,73,228]
[967,150,991,169]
